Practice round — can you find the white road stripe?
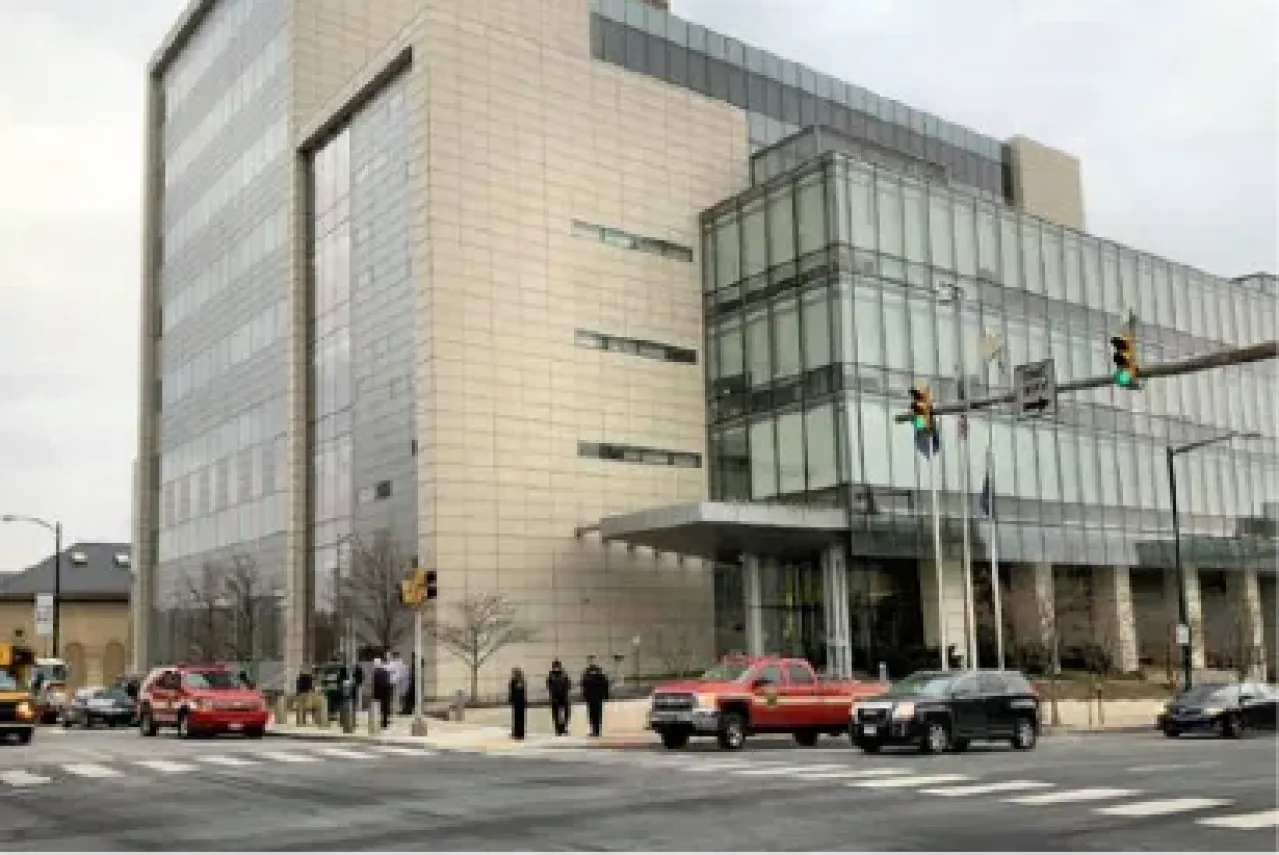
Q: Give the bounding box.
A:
[1197,809,1279,830]
[677,761,753,772]
[1006,788,1138,806]
[312,747,376,760]
[199,755,258,767]
[0,770,51,787]
[62,763,123,779]
[1095,798,1232,818]
[254,751,320,764]
[791,769,912,780]
[732,766,826,777]
[370,745,432,757]
[850,774,972,789]
[134,759,199,773]
[921,781,1053,797]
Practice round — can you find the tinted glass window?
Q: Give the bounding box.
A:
[602,18,625,64]
[786,664,815,685]
[754,665,783,685]
[666,44,688,86]
[182,670,241,690]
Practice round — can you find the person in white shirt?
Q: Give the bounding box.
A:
[388,651,407,716]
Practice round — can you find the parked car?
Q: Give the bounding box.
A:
[1158,681,1278,738]
[137,664,268,739]
[62,685,137,729]
[850,669,1041,754]
[648,655,886,750]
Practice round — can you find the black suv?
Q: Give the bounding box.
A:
[850,669,1040,754]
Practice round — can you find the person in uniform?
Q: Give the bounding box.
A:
[580,655,610,738]
[546,660,572,736]
[509,667,528,740]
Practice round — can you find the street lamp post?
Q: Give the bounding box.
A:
[1,514,63,657]
[1166,430,1260,692]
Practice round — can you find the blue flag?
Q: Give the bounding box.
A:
[978,468,995,520]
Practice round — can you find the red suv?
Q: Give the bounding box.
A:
[137,665,268,739]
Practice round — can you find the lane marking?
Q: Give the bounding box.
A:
[62,763,123,779]
[1006,788,1138,806]
[1197,809,1279,830]
[312,747,377,760]
[790,769,911,780]
[134,759,199,773]
[254,751,320,764]
[850,774,972,789]
[921,781,1053,797]
[199,755,258,767]
[0,770,51,787]
[370,745,433,757]
[1096,798,1232,818]
[677,761,754,772]
[1126,762,1213,773]
[732,765,827,777]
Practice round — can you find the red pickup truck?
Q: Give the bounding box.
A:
[648,655,886,750]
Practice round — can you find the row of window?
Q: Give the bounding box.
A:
[163,117,287,263]
[571,220,694,262]
[159,394,287,483]
[161,297,288,407]
[165,29,287,189]
[159,439,287,529]
[161,205,287,334]
[157,493,288,563]
[589,0,1000,159]
[162,0,252,117]
[589,13,1003,197]
[578,441,702,468]
[573,329,697,364]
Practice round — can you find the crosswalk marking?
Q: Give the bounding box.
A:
[921,781,1052,797]
[732,765,824,777]
[370,745,431,756]
[1197,809,1279,830]
[1096,798,1232,818]
[62,763,123,779]
[313,747,375,760]
[0,770,51,787]
[850,774,972,789]
[678,761,753,772]
[1006,788,1138,806]
[253,751,319,764]
[200,755,258,767]
[134,760,199,773]
[791,769,910,780]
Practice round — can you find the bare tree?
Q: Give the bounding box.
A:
[432,593,536,700]
[654,626,701,678]
[221,554,264,673]
[180,561,226,664]
[345,533,414,655]
[1004,576,1064,725]
[1223,608,1264,681]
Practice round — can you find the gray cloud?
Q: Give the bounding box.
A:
[0,0,1274,569]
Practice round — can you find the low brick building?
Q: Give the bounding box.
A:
[0,542,132,690]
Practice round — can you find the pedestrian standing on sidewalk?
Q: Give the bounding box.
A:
[509,667,528,740]
[546,660,572,736]
[371,658,393,729]
[580,655,610,738]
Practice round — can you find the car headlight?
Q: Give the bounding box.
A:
[1203,706,1223,717]
[892,702,916,720]
[693,693,718,713]
[16,701,32,719]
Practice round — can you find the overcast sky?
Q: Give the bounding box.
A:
[0,0,1275,571]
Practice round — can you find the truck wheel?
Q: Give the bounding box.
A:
[1011,717,1037,750]
[920,720,950,754]
[15,729,33,746]
[138,709,158,737]
[718,712,746,750]
[176,712,196,739]
[659,729,690,750]
[793,729,819,747]
[855,739,881,754]
[951,738,970,753]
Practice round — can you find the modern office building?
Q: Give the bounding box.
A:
[134,0,1278,695]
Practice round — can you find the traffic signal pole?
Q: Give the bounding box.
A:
[930,454,947,672]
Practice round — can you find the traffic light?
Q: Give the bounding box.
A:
[1111,331,1139,388]
[909,385,935,434]
[400,569,427,606]
[425,570,438,601]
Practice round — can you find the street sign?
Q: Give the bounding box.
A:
[34,593,54,637]
[1013,358,1057,417]
[1176,623,1190,646]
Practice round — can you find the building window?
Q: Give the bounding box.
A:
[571,219,694,262]
[574,329,697,365]
[577,441,703,468]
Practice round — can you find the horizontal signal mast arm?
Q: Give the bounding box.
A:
[894,340,1278,423]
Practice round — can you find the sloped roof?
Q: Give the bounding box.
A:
[0,542,132,601]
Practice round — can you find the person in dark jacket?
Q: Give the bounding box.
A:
[580,655,610,737]
[546,660,572,736]
[509,668,528,740]
[371,659,393,729]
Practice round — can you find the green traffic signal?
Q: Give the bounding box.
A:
[912,415,928,430]
[1114,369,1133,388]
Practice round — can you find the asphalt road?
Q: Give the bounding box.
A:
[0,726,1275,850]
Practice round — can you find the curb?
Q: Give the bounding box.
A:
[1043,725,1154,736]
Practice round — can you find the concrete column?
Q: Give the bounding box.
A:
[1164,566,1206,670]
[920,559,968,668]
[1227,568,1267,679]
[1009,563,1055,657]
[1094,566,1139,674]
[743,554,764,657]
[822,545,851,679]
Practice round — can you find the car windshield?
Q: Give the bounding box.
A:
[182,671,242,691]
[890,673,956,697]
[101,688,132,702]
[700,663,750,682]
[1177,685,1236,705]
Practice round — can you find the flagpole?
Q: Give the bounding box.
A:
[930,447,948,672]
[954,289,978,670]
[983,334,1006,671]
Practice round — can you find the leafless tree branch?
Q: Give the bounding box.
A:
[431,593,536,699]
[343,532,414,655]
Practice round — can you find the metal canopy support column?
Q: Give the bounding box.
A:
[822,545,852,679]
[743,554,764,657]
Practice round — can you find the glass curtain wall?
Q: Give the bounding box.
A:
[704,152,1278,571]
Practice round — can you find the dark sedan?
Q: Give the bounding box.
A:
[1158,681,1278,738]
[61,686,137,729]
